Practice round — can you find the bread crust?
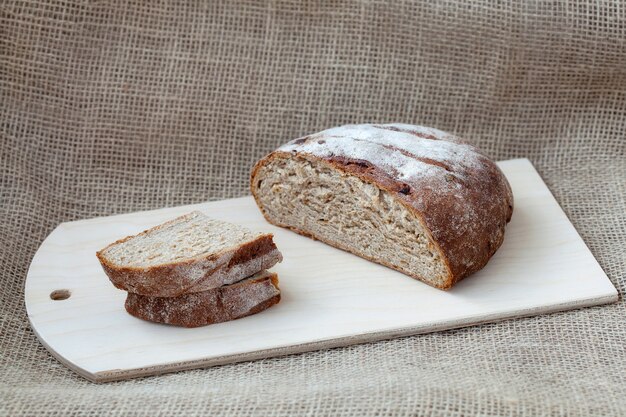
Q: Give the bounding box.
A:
[250,124,513,289]
[97,225,282,297]
[125,272,281,328]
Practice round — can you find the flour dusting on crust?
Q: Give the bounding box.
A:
[279,124,488,192]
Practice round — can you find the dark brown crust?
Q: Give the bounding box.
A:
[97,231,282,297]
[125,272,281,328]
[185,236,281,293]
[250,132,513,290]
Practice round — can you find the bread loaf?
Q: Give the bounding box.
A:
[96,211,283,297]
[251,123,513,289]
[125,270,281,327]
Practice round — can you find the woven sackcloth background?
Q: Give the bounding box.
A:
[1,1,625,416]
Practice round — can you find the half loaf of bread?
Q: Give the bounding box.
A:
[96,211,283,297]
[251,123,513,290]
[125,270,281,327]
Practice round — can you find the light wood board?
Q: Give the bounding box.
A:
[25,158,618,382]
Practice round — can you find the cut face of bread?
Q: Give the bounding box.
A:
[125,270,281,328]
[253,157,449,287]
[251,124,513,289]
[102,212,259,267]
[96,211,283,297]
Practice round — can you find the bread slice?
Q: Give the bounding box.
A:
[251,123,513,290]
[96,211,283,297]
[125,270,281,327]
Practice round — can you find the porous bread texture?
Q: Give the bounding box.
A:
[253,157,449,287]
[101,211,259,267]
[96,211,283,297]
[251,123,513,289]
[125,270,281,328]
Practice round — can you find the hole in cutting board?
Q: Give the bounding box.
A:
[50,289,71,300]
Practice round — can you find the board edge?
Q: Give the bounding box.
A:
[89,291,618,383]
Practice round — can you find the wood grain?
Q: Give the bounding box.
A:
[25,158,618,382]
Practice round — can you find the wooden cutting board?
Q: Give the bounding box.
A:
[25,158,618,382]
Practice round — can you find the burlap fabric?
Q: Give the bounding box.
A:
[1,1,625,415]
